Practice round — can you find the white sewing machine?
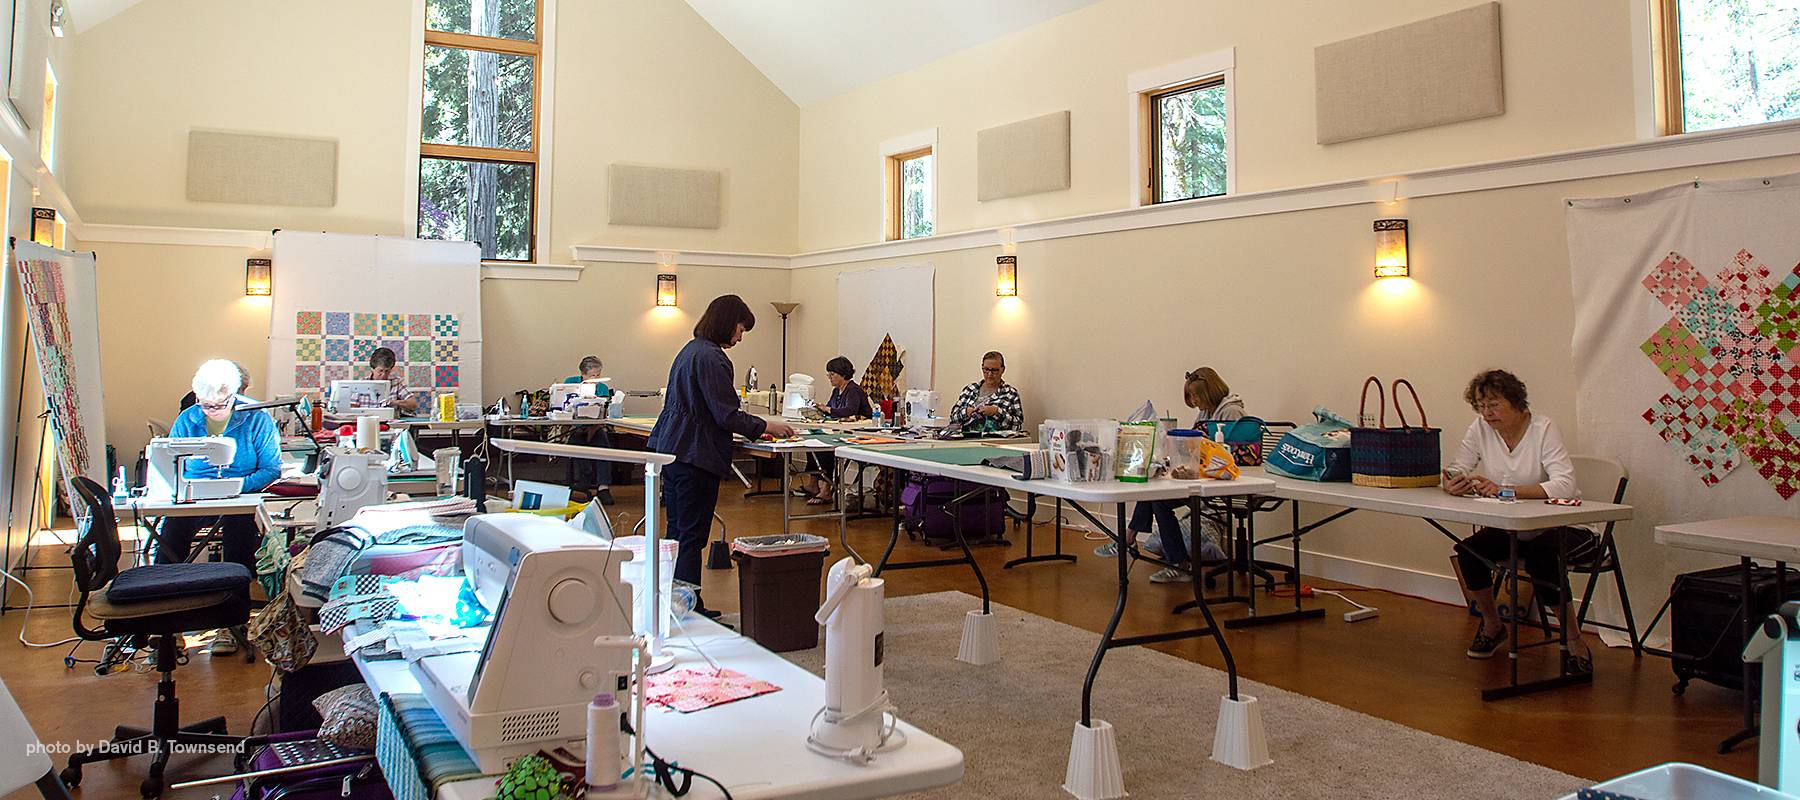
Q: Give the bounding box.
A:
[550,382,612,419]
[315,447,389,528]
[906,389,945,428]
[783,373,817,419]
[328,379,394,420]
[413,514,644,774]
[144,436,241,503]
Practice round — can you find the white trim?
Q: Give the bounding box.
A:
[402,0,426,239]
[879,127,939,244]
[481,262,583,281]
[1629,0,1659,141]
[1128,48,1237,207]
[77,223,271,249]
[569,244,790,270]
[535,0,557,265]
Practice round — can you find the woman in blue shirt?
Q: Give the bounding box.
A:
[805,356,872,504]
[648,296,793,615]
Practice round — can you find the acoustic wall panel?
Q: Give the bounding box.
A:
[608,164,723,229]
[977,110,1071,201]
[1314,2,1503,145]
[186,130,339,207]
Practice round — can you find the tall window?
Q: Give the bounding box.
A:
[418,0,540,262]
[886,147,934,241]
[1143,77,1228,204]
[1660,0,1800,134]
[39,61,55,171]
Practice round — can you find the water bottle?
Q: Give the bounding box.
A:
[872,407,884,428]
[1498,467,1517,503]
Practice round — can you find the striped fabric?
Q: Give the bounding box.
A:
[376,693,485,800]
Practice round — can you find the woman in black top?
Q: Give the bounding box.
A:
[806,356,872,504]
[647,296,794,615]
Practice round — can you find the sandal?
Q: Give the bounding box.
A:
[1563,649,1594,675]
[805,496,831,506]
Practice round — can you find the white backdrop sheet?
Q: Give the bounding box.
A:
[266,232,483,402]
[13,241,106,495]
[1567,172,1800,647]
[836,264,934,391]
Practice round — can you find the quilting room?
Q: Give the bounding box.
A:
[3,0,1800,798]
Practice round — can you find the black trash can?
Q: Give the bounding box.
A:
[732,546,828,652]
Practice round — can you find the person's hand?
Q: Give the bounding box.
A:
[1467,475,1499,497]
[980,404,1001,417]
[764,421,796,438]
[1442,472,1473,496]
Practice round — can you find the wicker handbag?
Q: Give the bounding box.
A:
[1350,377,1441,488]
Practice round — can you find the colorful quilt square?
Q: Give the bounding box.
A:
[323,363,351,382]
[296,311,322,336]
[380,314,407,337]
[1644,252,1710,311]
[1677,286,1739,352]
[434,339,459,361]
[407,340,432,362]
[294,365,321,391]
[434,364,460,388]
[324,312,351,336]
[294,338,323,362]
[380,340,405,360]
[408,365,433,388]
[1640,318,1706,380]
[1719,251,1774,334]
[352,313,378,337]
[1755,264,1800,360]
[433,314,459,338]
[1644,390,1741,486]
[324,338,351,363]
[409,314,432,337]
[1744,426,1800,500]
[351,338,376,361]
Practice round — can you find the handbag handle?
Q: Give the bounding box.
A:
[1391,378,1428,429]
[1358,376,1386,428]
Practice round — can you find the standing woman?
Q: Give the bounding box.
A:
[648,295,794,616]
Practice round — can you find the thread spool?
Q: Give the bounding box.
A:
[355,415,378,451]
[586,693,622,792]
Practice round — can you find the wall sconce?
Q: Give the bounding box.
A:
[656,273,678,307]
[246,257,272,296]
[49,0,65,37]
[1374,219,1409,278]
[996,255,1018,297]
[29,207,55,246]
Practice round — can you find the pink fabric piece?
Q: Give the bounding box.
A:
[644,668,781,713]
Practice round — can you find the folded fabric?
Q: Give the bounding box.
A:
[107,562,251,603]
[983,450,1050,480]
[383,693,485,787]
[299,522,464,604]
[644,667,781,713]
[318,592,400,635]
[313,684,378,751]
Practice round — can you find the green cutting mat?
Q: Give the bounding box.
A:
[874,445,1010,465]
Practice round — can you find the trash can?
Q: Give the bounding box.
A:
[731,535,830,652]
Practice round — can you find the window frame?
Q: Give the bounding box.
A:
[1141,75,1228,205]
[878,128,938,242]
[414,0,545,264]
[1653,0,1800,136]
[885,145,934,241]
[1128,48,1236,208]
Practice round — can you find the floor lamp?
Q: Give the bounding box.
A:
[771,302,800,382]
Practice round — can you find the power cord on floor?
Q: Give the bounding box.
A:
[0,563,80,648]
[1271,583,1380,622]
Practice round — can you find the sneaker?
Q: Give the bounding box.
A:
[1466,627,1506,659]
[1095,542,1119,558]
[1148,566,1190,584]
[209,629,239,656]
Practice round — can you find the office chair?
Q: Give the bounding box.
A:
[61,476,255,798]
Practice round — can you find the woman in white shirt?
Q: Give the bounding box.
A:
[1443,369,1597,673]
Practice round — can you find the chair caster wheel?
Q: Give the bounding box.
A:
[59,765,80,787]
[1672,680,1688,696]
[140,776,162,797]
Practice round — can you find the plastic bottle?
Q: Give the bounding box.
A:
[585,693,622,792]
[1498,467,1517,503]
[872,406,884,428]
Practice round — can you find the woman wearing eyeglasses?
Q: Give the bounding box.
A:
[1442,369,1596,673]
[157,359,283,654]
[948,351,1023,434]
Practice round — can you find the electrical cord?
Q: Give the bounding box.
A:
[621,719,734,799]
[0,563,80,647]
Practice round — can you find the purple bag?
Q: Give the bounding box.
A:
[229,731,389,800]
[900,475,1007,543]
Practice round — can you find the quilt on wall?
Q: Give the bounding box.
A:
[291,310,464,395]
[12,241,107,497]
[1567,172,1800,648]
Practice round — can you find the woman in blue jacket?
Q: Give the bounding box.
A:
[648,296,793,615]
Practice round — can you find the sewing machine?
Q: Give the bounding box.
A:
[1744,601,1800,792]
[144,436,240,503]
[906,389,945,428]
[783,374,816,419]
[327,379,394,419]
[413,514,642,773]
[315,447,389,528]
[550,382,612,419]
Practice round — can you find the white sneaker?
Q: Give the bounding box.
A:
[209,630,239,656]
[1148,567,1190,584]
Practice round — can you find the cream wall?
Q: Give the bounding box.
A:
[797,0,1638,251]
[789,154,1800,603]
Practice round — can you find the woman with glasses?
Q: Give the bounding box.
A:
[1442,369,1596,673]
[157,359,283,654]
[948,351,1023,434]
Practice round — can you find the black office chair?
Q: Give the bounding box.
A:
[60,476,255,798]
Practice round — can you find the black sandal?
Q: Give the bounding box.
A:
[1562,650,1594,675]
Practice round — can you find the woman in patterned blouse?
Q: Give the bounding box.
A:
[948,351,1023,433]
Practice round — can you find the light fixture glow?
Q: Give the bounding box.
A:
[656,273,678,307]
[1374,219,1409,279]
[996,255,1018,297]
[246,258,272,297]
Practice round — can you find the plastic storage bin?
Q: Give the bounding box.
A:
[1557,763,1799,800]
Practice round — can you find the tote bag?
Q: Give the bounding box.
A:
[1350,377,1442,488]
[1264,407,1353,481]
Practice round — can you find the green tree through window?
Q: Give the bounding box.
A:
[1154,81,1227,203]
[901,153,934,239]
[1674,0,1800,133]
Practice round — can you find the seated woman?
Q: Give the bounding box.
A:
[1104,367,1240,583]
[1444,369,1596,672]
[565,355,617,503]
[806,356,873,504]
[948,351,1023,434]
[158,359,282,654]
[565,355,615,398]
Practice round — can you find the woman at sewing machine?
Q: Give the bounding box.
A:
[948,351,1023,434]
[565,355,616,503]
[649,295,795,616]
[804,356,873,504]
[368,347,421,413]
[564,355,615,398]
[158,359,282,654]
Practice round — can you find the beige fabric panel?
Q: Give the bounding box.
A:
[1314,2,1503,146]
[607,163,723,229]
[976,110,1072,201]
[185,130,339,207]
